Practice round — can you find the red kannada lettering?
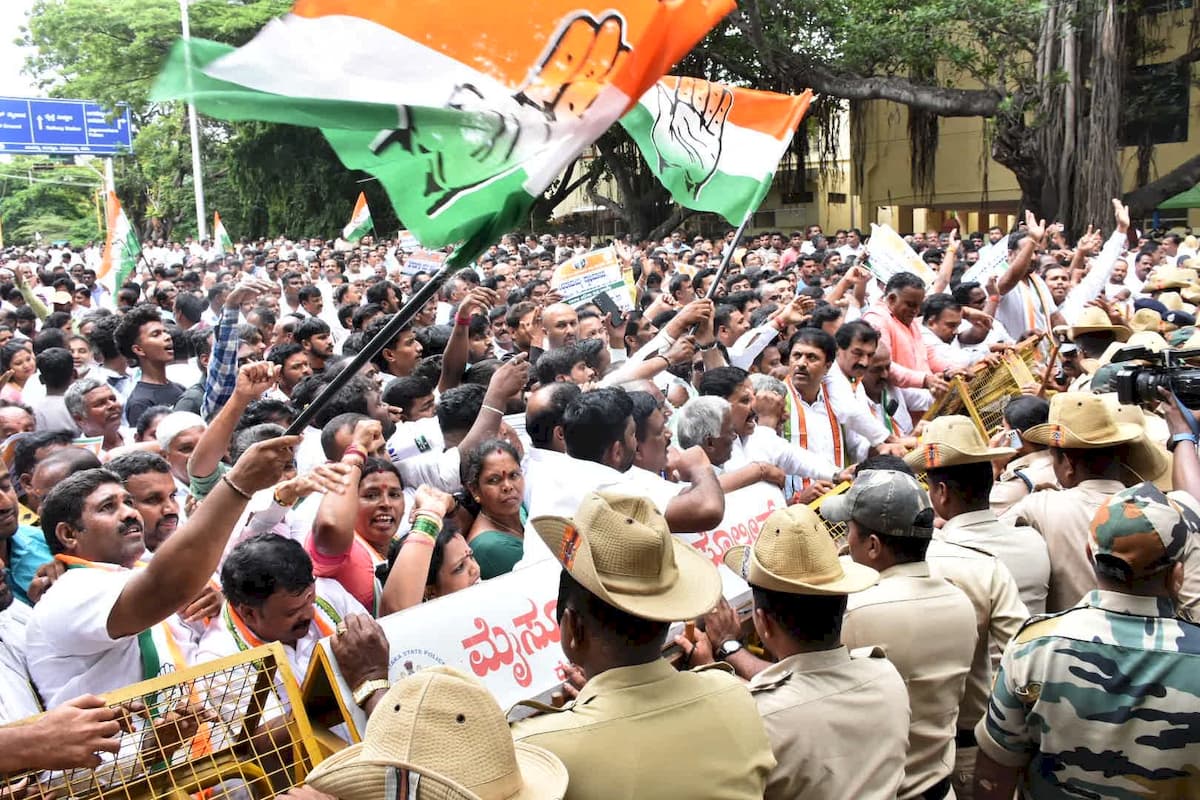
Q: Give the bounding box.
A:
[460,598,562,688]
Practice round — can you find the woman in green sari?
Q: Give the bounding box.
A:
[460,438,527,579]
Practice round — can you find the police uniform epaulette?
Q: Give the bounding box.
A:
[1013,606,1079,645]
[748,669,792,693]
[506,697,573,720]
[690,661,735,675]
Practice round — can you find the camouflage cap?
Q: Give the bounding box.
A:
[1089,482,1200,580]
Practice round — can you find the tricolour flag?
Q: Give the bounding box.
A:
[342,192,373,243]
[152,0,732,267]
[213,211,233,253]
[621,78,812,225]
[98,191,141,293]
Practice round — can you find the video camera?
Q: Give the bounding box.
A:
[1112,347,1200,408]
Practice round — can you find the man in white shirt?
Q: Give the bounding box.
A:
[196,534,366,680]
[24,437,294,707]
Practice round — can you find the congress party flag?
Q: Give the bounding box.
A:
[98,191,141,293]
[342,192,373,243]
[622,79,812,225]
[213,211,233,253]
[152,0,733,267]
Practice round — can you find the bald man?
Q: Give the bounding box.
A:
[542,303,579,351]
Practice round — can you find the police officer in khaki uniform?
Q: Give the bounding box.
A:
[675,503,910,800]
[1000,393,1142,612]
[512,491,775,800]
[822,469,978,800]
[906,418,1033,800]
[988,396,1059,516]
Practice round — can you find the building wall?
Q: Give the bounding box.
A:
[856,7,1200,233]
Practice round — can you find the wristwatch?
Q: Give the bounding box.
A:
[352,678,390,707]
[1168,432,1199,452]
[716,639,744,661]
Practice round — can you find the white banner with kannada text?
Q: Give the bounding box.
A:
[312,558,566,735]
[676,481,787,609]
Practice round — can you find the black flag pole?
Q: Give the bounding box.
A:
[704,211,752,300]
[284,262,453,434]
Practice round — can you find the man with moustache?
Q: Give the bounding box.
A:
[196,534,368,680]
[107,453,183,554]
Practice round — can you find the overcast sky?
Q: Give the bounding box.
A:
[0,0,38,97]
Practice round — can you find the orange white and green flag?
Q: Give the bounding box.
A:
[342,192,373,243]
[213,211,233,252]
[98,191,141,293]
[622,78,813,224]
[152,0,732,267]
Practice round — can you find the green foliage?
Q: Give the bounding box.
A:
[0,157,104,245]
[18,0,387,243]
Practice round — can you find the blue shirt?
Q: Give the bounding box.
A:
[8,525,51,606]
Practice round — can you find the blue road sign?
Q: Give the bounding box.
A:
[0,96,132,155]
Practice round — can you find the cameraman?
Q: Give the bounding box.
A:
[1161,388,1200,498]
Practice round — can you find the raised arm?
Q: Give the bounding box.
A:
[202,279,273,418]
[664,445,724,532]
[380,485,457,615]
[996,212,1045,296]
[929,230,960,295]
[313,419,385,557]
[188,361,276,484]
[107,436,298,638]
[456,353,530,456]
[439,288,497,394]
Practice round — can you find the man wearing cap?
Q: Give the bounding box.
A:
[1054,305,1131,392]
[910,416,1050,614]
[822,469,978,800]
[513,491,775,799]
[1000,393,1142,612]
[975,483,1200,798]
[678,504,911,800]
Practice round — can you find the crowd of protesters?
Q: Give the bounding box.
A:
[1,201,1200,799]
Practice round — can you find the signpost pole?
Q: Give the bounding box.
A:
[179,0,208,241]
[103,157,115,193]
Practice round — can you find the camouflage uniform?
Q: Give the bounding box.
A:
[976,483,1200,798]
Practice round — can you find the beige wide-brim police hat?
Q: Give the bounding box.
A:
[723,505,878,595]
[1100,396,1172,490]
[1053,305,1131,342]
[1144,267,1198,293]
[1129,308,1164,333]
[1024,393,1142,449]
[306,667,567,800]
[904,415,1015,471]
[1088,330,1170,372]
[532,491,722,622]
[1159,292,1194,313]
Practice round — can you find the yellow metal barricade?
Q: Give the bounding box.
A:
[2,644,323,800]
[923,335,1044,439]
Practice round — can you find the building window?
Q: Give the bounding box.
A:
[1120,62,1190,146]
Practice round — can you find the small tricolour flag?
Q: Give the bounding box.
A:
[213,211,233,253]
[621,78,812,225]
[152,0,733,268]
[98,191,141,293]
[342,192,373,243]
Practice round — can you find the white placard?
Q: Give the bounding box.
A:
[550,247,635,312]
[310,558,567,735]
[867,223,936,286]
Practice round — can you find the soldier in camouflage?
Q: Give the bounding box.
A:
[974,481,1200,799]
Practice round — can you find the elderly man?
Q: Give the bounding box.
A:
[65,377,126,453]
[976,484,1200,798]
[514,491,775,799]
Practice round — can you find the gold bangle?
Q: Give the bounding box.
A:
[222,473,253,501]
